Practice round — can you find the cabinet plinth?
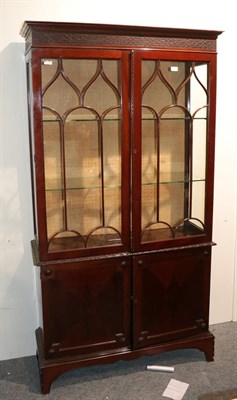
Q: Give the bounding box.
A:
[21,21,221,393]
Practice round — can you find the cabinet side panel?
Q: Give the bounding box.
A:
[35,266,43,330]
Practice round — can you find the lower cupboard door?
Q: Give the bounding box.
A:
[40,257,131,359]
[133,248,212,348]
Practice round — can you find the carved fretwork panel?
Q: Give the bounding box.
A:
[21,22,221,53]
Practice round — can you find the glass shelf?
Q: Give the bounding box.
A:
[142,117,207,121]
[143,173,205,185]
[43,118,121,122]
[45,174,205,191]
[45,176,121,191]
[42,116,207,123]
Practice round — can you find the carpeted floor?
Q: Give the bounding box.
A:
[198,388,237,400]
[0,321,236,399]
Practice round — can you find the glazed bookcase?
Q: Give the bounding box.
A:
[20,21,222,394]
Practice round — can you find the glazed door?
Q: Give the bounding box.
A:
[31,49,130,260]
[41,256,131,359]
[132,51,217,251]
[133,247,212,348]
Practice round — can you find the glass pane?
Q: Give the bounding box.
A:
[64,109,101,191]
[190,63,208,116]
[43,110,62,191]
[191,64,208,227]
[41,58,122,252]
[141,60,208,243]
[103,109,121,188]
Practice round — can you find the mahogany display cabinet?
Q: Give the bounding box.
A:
[20,21,222,394]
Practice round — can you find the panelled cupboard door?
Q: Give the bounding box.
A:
[40,257,131,359]
[133,247,211,348]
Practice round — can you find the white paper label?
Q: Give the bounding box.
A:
[162,379,189,400]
